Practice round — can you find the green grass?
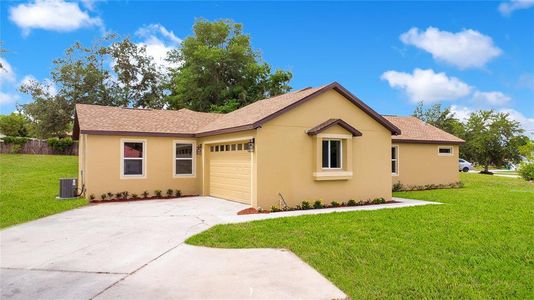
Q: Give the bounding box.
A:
[188,174,534,299]
[493,170,519,175]
[0,154,87,228]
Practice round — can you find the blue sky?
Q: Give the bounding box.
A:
[1,1,533,136]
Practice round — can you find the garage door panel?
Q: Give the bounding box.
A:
[208,147,251,204]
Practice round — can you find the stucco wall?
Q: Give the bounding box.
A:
[392,143,459,187]
[255,89,392,209]
[80,134,201,198]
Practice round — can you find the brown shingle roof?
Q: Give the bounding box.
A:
[74,82,401,138]
[384,116,464,144]
[194,86,325,135]
[74,104,221,137]
[195,82,400,136]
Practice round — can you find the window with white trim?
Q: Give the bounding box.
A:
[438,146,453,156]
[322,139,342,169]
[175,143,193,175]
[123,141,144,176]
[392,146,399,175]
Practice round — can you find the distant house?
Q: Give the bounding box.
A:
[74,82,463,208]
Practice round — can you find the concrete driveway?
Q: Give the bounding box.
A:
[1,197,346,299]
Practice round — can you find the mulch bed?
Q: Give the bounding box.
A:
[89,194,199,204]
[237,200,400,215]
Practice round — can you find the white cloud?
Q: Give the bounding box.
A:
[0,58,16,86]
[0,92,19,105]
[19,75,57,96]
[9,0,103,36]
[20,75,37,87]
[400,27,502,69]
[450,105,474,122]
[472,90,511,106]
[135,24,181,70]
[499,0,534,16]
[381,68,472,103]
[500,108,534,138]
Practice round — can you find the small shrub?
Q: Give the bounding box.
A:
[340,202,346,206]
[89,194,95,200]
[392,181,404,192]
[519,163,534,181]
[115,192,122,199]
[331,201,340,207]
[122,191,129,199]
[142,191,149,198]
[301,201,311,210]
[166,189,174,197]
[1,136,29,145]
[47,137,74,153]
[131,193,138,199]
[372,197,386,204]
[100,194,107,200]
[313,200,323,209]
[11,144,23,153]
[154,190,162,197]
[347,199,357,206]
[295,204,302,210]
[270,205,281,212]
[175,189,182,197]
[107,192,114,199]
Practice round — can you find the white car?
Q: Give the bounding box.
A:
[459,159,473,172]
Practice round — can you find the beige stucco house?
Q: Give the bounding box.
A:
[74,82,463,209]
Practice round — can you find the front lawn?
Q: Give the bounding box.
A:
[188,174,534,299]
[0,154,87,228]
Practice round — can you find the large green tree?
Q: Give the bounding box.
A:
[167,19,292,112]
[19,35,166,138]
[462,110,527,171]
[412,101,464,137]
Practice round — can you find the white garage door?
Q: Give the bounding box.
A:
[208,142,251,204]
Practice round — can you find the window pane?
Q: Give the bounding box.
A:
[439,147,451,154]
[231,144,236,151]
[392,160,396,173]
[124,142,143,158]
[124,159,142,175]
[225,145,230,151]
[322,140,329,168]
[176,159,192,175]
[176,144,192,158]
[391,147,397,159]
[330,140,341,168]
[237,143,243,151]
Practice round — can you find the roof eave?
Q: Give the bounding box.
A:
[79,130,196,138]
[392,138,465,145]
[194,124,258,137]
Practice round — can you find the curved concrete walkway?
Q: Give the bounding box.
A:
[1,196,437,299]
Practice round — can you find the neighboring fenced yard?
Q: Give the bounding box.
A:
[0,139,78,155]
